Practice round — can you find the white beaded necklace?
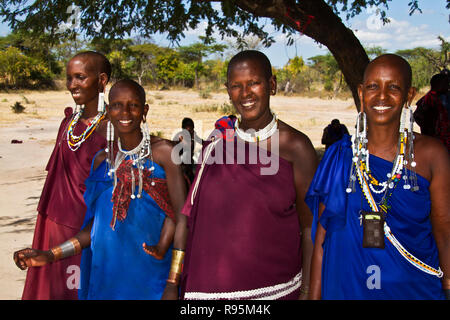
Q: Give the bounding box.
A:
[235,112,278,142]
[110,127,155,200]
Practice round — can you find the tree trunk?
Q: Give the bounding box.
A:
[229,0,369,109]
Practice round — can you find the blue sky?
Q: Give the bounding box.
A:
[0,0,448,68]
[152,0,449,68]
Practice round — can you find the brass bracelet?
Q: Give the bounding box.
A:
[50,246,62,262]
[167,249,185,285]
[167,271,181,284]
[50,238,82,262]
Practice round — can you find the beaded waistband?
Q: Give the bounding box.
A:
[184,271,302,300]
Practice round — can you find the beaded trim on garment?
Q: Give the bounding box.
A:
[184,271,302,300]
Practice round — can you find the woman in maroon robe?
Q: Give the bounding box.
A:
[20,51,111,300]
[162,50,318,300]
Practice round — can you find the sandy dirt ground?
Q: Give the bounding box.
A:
[0,88,363,299]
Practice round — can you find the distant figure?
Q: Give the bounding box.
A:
[439,69,450,123]
[414,73,450,151]
[321,119,349,149]
[173,117,202,186]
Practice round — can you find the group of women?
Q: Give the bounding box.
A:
[12,49,450,300]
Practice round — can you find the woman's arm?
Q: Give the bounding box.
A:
[309,203,326,300]
[287,130,318,300]
[13,221,93,270]
[428,142,450,297]
[151,139,188,299]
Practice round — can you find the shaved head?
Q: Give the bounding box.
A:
[227,50,273,80]
[109,79,146,105]
[364,54,412,89]
[71,51,112,81]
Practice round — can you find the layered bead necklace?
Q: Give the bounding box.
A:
[359,133,406,195]
[235,112,278,142]
[346,109,418,201]
[110,125,155,200]
[67,104,105,151]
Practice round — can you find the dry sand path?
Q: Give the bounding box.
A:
[0,89,356,299]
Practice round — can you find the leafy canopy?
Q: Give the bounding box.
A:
[0,0,423,47]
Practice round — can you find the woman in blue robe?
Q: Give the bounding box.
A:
[306,54,450,300]
[78,157,173,299]
[13,79,187,300]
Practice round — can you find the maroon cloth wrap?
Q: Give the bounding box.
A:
[180,139,302,300]
[37,107,106,228]
[22,107,106,300]
[111,159,175,228]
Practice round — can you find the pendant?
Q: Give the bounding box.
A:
[361,211,385,249]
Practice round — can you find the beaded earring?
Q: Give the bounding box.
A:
[106,120,115,177]
[347,111,367,193]
[401,105,419,191]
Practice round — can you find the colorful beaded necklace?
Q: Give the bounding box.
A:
[67,105,105,151]
[355,158,443,278]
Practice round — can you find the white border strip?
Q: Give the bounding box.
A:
[184,271,302,300]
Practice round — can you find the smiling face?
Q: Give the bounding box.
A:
[226,59,276,124]
[107,82,148,137]
[358,55,416,127]
[66,57,102,106]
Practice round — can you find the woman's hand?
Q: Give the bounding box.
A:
[13,248,53,270]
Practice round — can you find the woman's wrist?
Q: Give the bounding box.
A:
[46,249,56,263]
[444,289,450,300]
[167,249,185,285]
[442,277,450,290]
[50,237,82,262]
[299,285,309,295]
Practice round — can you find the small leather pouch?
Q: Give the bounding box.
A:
[362,211,385,249]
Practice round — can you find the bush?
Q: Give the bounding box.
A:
[220,102,235,115]
[0,47,54,88]
[199,89,212,99]
[11,101,25,113]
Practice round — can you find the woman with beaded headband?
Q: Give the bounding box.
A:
[13,79,187,299]
[165,50,318,300]
[306,54,450,299]
[14,51,111,300]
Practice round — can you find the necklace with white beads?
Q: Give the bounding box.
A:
[235,112,278,142]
